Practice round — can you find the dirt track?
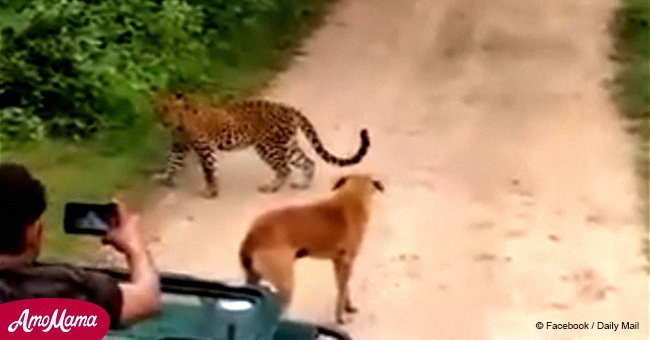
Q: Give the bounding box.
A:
[142,0,649,338]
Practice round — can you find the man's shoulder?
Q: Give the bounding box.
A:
[11,262,87,279]
[0,262,124,328]
[0,262,119,297]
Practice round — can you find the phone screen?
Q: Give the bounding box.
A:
[64,203,117,235]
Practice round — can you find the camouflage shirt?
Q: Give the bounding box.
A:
[0,262,123,328]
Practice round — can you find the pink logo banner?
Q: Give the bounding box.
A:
[0,298,110,339]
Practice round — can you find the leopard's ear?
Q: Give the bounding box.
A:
[175,92,184,100]
[332,176,348,191]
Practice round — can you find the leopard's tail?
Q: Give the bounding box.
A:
[296,112,370,166]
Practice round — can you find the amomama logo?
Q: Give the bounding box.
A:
[0,298,109,339]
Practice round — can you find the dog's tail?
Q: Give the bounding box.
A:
[239,241,261,285]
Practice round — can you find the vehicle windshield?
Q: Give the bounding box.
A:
[106,291,278,339]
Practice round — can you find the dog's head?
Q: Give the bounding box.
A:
[332,174,384,196]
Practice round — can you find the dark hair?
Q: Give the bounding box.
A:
[0,163,46,254]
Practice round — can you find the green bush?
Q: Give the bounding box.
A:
[612,0,649,122]
[611,0,649,265]
[611,0,649,184]
[0,0,326,144]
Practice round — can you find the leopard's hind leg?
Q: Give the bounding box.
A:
[255,142,291,193]
[287,140,314,189]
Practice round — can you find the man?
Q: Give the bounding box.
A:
[0,162,161,328]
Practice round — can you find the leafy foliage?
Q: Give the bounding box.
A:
[0,0,326,144]
[611,0,649,178]
[611,0,649,264]
[612,0,649,122]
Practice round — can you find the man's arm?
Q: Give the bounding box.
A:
[118,244,161,325]
[103,202,161,326]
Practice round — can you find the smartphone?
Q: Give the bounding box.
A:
[64,202,118,236]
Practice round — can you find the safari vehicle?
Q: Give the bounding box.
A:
[86,267,351,340]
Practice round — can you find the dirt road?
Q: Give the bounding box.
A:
[142,0,649,338]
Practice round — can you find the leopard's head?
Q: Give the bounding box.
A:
[151,90,190,128]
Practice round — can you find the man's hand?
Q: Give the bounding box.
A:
[102,201,145,257]
[102,199,161,326]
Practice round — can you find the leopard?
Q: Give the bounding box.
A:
[151,91,370,197]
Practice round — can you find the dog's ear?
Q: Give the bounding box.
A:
[373,180,384,192]
[332,176,348,191]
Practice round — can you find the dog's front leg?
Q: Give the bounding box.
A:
[334,256,355,324]
[344,294,358,314]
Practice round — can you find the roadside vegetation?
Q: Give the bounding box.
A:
[610,0,649,262]
[0,0,331,260]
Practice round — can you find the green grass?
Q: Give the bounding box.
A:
[610,0,649,265]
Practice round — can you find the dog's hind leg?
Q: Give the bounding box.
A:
[240,243,261,285]
[243,264,261,285]
[254,248,295,311]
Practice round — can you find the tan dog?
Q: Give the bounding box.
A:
[239,174,383,324]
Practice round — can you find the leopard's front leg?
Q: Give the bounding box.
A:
[193,142,219,198]
[153,140,188,187]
